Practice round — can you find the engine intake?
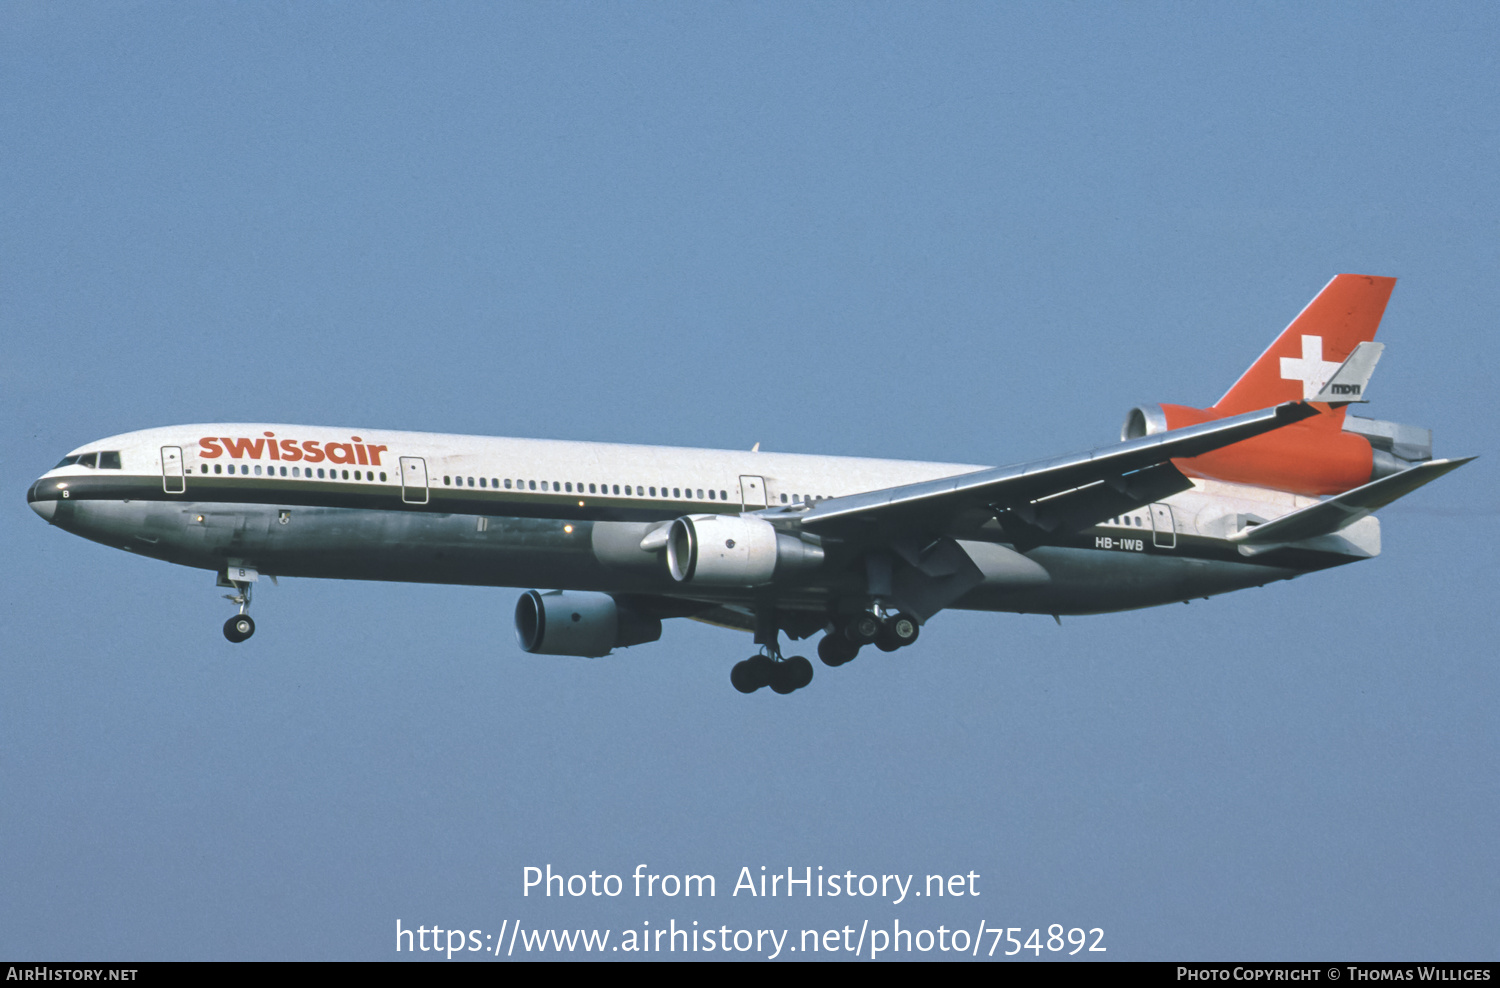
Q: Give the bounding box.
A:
[514,590,662,657]
[1122,403,1169,441]
[666,514,824,586]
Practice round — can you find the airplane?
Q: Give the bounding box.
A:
[27,274,1471,694]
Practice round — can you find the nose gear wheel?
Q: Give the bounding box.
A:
[221,575,256,642]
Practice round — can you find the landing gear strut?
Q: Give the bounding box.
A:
[222,578,255,643]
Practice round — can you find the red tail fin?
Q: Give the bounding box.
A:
[1213,274,1396,415]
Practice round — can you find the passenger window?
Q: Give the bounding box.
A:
[613,485,620,495]
[720,491,727,501]
[318,468,325,478]
[650,487,656,496]
[241,465,249,475]
[99,451,121,469]
[780,493,787,503]
[566,482,573,492]
[697,489,704,499]
[468,477,474,487]
[589,483,596,494]
[708,489,716,500]
[380,472,387,481]
[480,478,487,488]
[674,488,681,498]
[200,465,208,474]
[491,478,498,488]
[214,464,222,475]
[78,453,98,468]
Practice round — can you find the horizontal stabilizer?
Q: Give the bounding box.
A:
[1230,456,1474,546]
[1313,341,1384,405]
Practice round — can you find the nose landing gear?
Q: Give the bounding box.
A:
[219,564,258,642]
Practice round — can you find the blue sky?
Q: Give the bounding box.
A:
[3,2,1496,960]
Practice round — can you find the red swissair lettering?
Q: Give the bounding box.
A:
[198,432,388,466]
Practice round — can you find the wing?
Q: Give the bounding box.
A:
[761,400,1320,544]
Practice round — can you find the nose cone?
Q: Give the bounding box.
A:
[28,480,58,523]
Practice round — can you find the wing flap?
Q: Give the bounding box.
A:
[1004,461,1194,538]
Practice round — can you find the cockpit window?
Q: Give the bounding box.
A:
[76,453,98,469]
[99,451,121,469]
[53,455,80,469]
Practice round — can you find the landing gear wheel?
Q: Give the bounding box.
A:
[768,656,814,694]
[223,614,255,643]
[843,614,881,646]
[731,654,773,693]
[876,615,919,651]
[818,634,859,667]
[785,655,814,690]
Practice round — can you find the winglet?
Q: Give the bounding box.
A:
[1313,341,1384,406]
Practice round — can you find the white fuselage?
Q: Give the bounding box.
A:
[29,423,1376,627]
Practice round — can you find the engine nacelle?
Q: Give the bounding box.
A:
[1121,404,1170,441]
[514,590,662,658]
[666,514,824,586]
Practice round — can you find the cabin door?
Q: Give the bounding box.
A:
[1150,503,1176,549]
[739,475,768,510]
[400,457,429,505]
[161,446,185,494]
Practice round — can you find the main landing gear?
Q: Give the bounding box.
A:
[818,610,919,667]
[731,606,922,692]
[731,649,814,695]
[222,576,255,643]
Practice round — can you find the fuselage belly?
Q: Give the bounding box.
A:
[48,495,1327,617]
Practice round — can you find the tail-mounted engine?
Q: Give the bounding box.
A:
[666,514,824,586]
[514,590,662,658]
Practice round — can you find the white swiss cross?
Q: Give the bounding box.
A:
[1280,334,1342,400]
